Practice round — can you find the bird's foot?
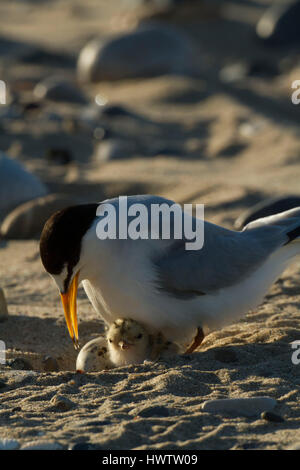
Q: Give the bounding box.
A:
[184,327,204,354]
[150,332,166,361]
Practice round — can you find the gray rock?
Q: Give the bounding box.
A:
[0,438,20,450]
[49,395,75,412]
[201,397,277,417]
[9,358,33,371]
[77,24,195,82]
[42,356,59,372]
[33,77,87,104]
[0,154,48,221]
[0,193,79,239]
[0,288,8,322]
[21,440,63,450]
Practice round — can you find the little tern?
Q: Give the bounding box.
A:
[40,195,300,352]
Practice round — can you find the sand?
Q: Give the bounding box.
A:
[1,0,300,450]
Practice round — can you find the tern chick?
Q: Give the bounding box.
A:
[76,318,182,372]
[107,318,182,366]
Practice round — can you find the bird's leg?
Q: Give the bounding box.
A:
[149,332,166,361]
[184,327,204,354]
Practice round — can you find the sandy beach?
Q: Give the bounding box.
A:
[1,0,300,450]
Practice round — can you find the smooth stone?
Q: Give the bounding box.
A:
[0,288,8,321]
[201,397,277,417]
[138,406,170,417]
[0,438,20,450]
[49,395,74,411]
[9,358,33,371]
[256,0,300,47]
[234,196,300,230]
[77,23,195,82]
[0,193,79,239]
[21,441,63,450]
[0,153,47,221]
[42,356,59,372]
[33,77,87,104]
[261,411,284,423]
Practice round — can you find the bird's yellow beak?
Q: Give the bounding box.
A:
[60,271,80,349]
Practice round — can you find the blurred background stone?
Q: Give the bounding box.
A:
[0,154,48,222]
[0,193,80,239]
[77,23,196,82]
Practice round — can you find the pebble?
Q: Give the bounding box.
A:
[0,288,8,322]
[1,193,79,239]
[77,24,195,82]
[42,356,59,372]
[234,195,300,230]
[33,77,87,104]
[0,438,20,450]
[201,397,277,417]
[9,358,33,371]
[21,441,64,450]
[0,153,47,221]
[261,411,284,423]
[49,395,75,411]
[138,406,170,418]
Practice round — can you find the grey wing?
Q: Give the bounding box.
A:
[153,219,291,298]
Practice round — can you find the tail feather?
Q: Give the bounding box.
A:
[244,206,300,246]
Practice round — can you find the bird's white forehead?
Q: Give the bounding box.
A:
[51,264,68,293]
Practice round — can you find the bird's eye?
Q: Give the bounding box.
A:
[108,339,113,343]
[136,333,143,339]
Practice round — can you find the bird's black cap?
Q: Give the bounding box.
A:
[40,203,98,290]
